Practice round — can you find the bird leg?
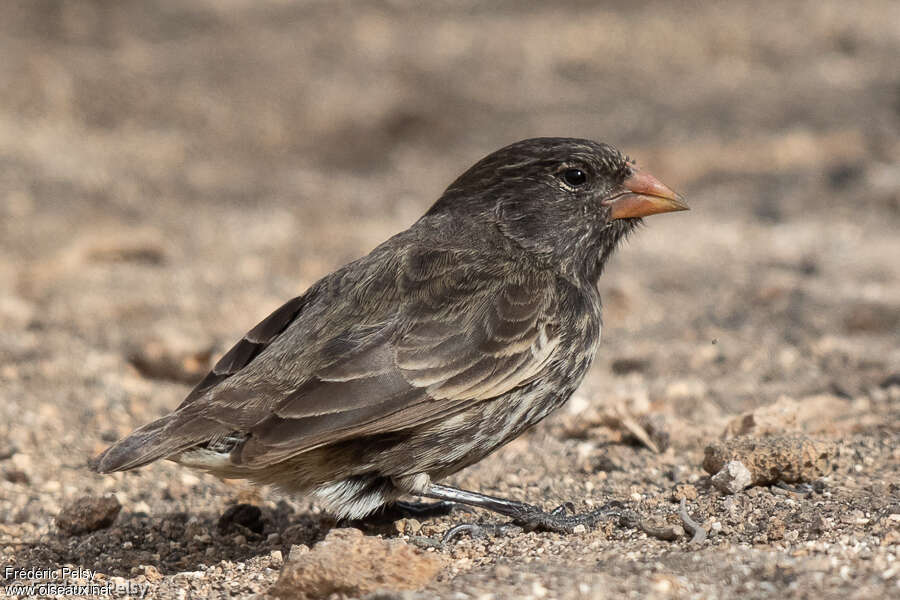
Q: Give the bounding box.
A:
[384,499,459,520]
[422,483,638,543]
[351,500,460,527]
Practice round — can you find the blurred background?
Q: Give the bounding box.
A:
[1,0,899,595]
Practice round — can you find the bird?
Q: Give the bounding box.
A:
[92,137,687,535]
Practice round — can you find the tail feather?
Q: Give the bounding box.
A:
[91,414,189,473]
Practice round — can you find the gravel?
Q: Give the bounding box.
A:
[2,1,899,598]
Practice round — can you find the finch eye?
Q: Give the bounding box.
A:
[561,168,587,187]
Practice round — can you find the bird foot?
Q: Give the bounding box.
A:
[442,522,524,543]
[442,500,639,543]
[512,499,639,533]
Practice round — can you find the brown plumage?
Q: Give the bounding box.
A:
[93,138,687,532]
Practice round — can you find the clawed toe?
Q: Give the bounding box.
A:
[507,501,632,533]
[441,502,633,542]
[549,501,576,517]
[422,484,642,542]
[441,522,522,544]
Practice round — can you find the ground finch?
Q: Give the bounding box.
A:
[93,138,687,533]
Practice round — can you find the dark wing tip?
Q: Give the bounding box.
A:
[90,434,153,473]
[174,295,308,412]
[90,415,178,473]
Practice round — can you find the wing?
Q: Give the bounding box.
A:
[227,250,561,466]
[178,294,309,410]
[91,291,314,472]
[94,244,561,472]
[234,269,561,466]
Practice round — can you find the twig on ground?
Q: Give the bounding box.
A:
[678,498,707,545]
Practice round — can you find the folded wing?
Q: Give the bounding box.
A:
[93,246,560,473]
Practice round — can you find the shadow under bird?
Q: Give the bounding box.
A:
[93,137,688,536]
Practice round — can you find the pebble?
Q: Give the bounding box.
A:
[287,544,310,561]
[269,528,444,599]
[672,483,698,501]
[711,461,753,494]
[55,495,122,536]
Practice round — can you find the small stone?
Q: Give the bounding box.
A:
[56,495,122,536]
[494,565,512,578]
[611,357,650,375]
[269,528,445,599]
[652,577,673,593]
[287,544,310,561]
[880,373,900,388]
[140,565,163,583]
[3,469,29,484]
[406,519,422,535]
[672,483,698,501]
[808,515,828,534]
[768,516,785,540]
[711,461,753,494]
[572,524,587,534]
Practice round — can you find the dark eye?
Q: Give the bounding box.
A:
[561,168,587,187]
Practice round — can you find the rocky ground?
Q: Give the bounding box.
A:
[1,1,899,598]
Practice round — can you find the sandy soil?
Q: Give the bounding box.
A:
[1,1,899,598]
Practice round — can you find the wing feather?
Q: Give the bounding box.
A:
[176,295,309,411]
[94,244,563,474]
[232,260,560,466]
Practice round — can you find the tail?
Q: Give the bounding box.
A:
[90,413,189,473]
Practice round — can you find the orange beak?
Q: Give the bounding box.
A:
[604,168,688,220]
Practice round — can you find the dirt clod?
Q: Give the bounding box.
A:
[55,495,122,536]
[3,469,29,484]
[721,398,799,439]
[128,339,213,385]
[611,357,650,375]
[703,435,835,486]
[268,528,445,599]
[880,373,900,388]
